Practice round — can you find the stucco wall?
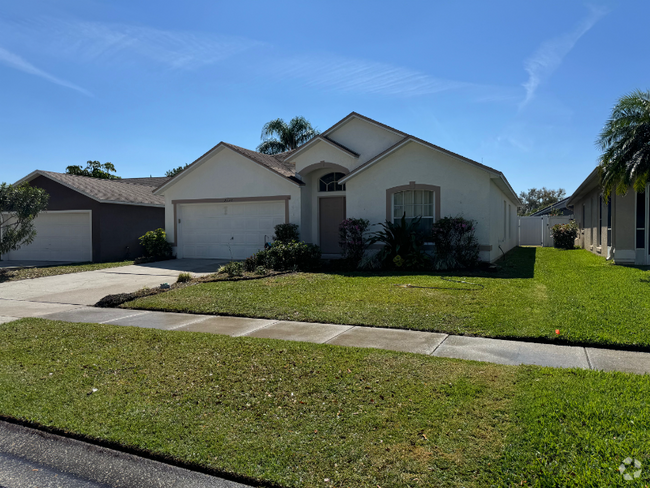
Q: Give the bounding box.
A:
[344,141,515,262]
[299,168,347,245]
[326,117,404,166]
[160,147,302,250]
[488,181,518,262]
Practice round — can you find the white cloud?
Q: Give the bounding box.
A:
[275,55,470,97]
[8,18,262,71]
[521,6,607,107]
[0,46,91,95]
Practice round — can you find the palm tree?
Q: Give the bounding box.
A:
[257,116,319,155]
[598,89,650,199]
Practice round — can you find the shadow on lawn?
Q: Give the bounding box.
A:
[321,246,537,280]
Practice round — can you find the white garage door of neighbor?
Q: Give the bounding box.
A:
[179,201,286,259]
[3,211,92,262]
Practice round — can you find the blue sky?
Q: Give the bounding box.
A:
[0,0,647,196]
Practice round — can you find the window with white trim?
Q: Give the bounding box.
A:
[319,172,346,192]
[392,189,435,233]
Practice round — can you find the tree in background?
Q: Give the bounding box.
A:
[518,187,566,216]
[257,116,319,155]
[597,89,650,200]
[66,161,120,179]
[165,164,189,177]
[0,183,49,255]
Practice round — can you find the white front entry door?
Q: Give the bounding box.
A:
[178,201,285,259]
[2,211,92,262]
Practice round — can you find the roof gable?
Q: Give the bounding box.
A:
[154,142,302,195]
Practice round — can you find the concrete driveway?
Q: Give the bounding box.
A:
[0,259,227,323]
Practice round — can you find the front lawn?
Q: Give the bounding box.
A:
[1,319,649,487]
[125,247,650,349]
[0,260,134,283]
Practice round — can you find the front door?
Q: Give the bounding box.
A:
[319,197,346,254]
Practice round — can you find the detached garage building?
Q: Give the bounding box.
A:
[1,171,167,263]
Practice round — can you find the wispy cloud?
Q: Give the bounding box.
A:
[5,18,262,71]
[0,46,91,95]
[274,55,470,97]
[521,5,607,107]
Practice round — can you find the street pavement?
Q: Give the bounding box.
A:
[0,421,248,488]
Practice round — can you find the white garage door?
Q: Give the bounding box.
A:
[179,201,285,260]
[2,211,92,262]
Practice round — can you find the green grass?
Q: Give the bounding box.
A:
[125,247,650,349]
[0,260,134,283]
[2,318,649,487]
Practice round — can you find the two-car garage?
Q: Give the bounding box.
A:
[176,199,287,260]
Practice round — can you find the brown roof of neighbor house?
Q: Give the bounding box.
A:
[121,176,172,187]
[23,171,165,206]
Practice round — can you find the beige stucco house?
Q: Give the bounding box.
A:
[154,112,520,262]
[567,168,648,265]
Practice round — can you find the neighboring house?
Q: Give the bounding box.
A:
[530,197,574,217]
[155,112,520,262]
[567,168,647,265]
[1,171,168,263]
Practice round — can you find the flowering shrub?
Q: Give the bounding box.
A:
[551,220,578,249]
[338,218,370,266]
[431,217,480,270]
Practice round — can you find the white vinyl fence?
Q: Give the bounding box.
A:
[519,216,573,247]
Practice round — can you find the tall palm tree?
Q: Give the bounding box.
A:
[598,89,650,199]
[257,116,319,155]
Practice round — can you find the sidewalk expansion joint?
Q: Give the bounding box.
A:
[583,348,594,370]
[324,325,356,344]
[429,334,449,356]
[99,311,150,324]
[168,315,212,330]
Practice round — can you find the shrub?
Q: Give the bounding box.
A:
[273,223,300,244]
[219,261,243,277]
[367,214,429,270]
[338,218,370,266]
[551,220,579,250]
[254,241,321,271]
[254,265,267,275]
[243,255,257,272]
[431,216,480,270]
[176,272,193,283]
[138,228,172,259]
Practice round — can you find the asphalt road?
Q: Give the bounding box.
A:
[0,421,249,488]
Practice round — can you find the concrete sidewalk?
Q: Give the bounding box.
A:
[33,306,650,375]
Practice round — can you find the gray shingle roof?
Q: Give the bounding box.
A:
[121,177,171,187]
[35,171,165,206]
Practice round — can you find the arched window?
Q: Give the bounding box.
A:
[319,172,346,192]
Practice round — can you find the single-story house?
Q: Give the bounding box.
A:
[567,168,648,265]
[1,171,168,263]
[155,112,520,262]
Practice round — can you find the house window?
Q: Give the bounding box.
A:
[598,195,602,247]
[392,189,434,233]
[607,198,612,247]
[319,172,346,192]
[636,192,645,249]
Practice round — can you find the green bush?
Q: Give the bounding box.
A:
[138,228,172,259]
[254,241,321,271]
[551,220,579,249]
[273,223,300,244]
[431,216,480,270]
[243,255,257,272]
[254,265,267,275]
[219,261,243,277]
[367,214,429,270]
